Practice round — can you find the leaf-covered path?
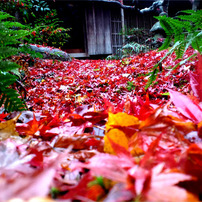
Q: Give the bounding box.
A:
[1,48,202,201]
[27,48,195,115]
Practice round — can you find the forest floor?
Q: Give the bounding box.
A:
[1,48,202,201]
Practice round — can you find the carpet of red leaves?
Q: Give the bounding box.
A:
[27,48,196,115]
[1,48,202,202]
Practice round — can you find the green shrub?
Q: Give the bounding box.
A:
[0,0,51,24]
[28,10,71,49]
[0,0,71,50]
[121,42,149,57]
[124,27,152,45]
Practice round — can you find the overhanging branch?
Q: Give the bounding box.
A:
[99,0,137,10]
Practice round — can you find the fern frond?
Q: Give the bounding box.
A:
[156,9,201,54]
[0,12,13,21]
[191,31,202,53]
[172,53,197,72]
[158,37,172,51]
[175,41,186,59]
[0,11,29,112]
[9,29,30,40]
[3,21,27,29]
[0,47,19,59]
[158,41,181,65]
[179,10,202,26]
[0,61,21,72]
[0,88,26,112]
[155,16,173,36]
[146,10,201,89]
[145,67,159,90]
[181,10,197,14]
[0,30,29,47]
[0,36,21,47]
[0,72,17,87]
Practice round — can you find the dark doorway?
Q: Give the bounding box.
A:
[55,2,86,53]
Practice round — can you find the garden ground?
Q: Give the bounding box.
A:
[1,47,202,201]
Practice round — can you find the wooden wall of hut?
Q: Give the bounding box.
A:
[125,11,156,31]
[111,6,156,54]
[111,5,123,55]
[54,1,161,56]
[85,2,112,55]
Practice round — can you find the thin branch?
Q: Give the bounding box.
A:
[93,125,106,131]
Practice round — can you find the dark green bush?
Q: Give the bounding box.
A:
[0,0,71,50]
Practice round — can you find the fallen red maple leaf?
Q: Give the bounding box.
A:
[0,150,68,201]
[60,172,94,200]
[72,152,134,183]
[0,113,9,122]
[195,53,202,101]
[169,89,202,123]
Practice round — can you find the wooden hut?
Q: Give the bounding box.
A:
[53,0,158,58]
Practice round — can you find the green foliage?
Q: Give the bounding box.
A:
[28,0,51,12]
[0,0,51,24]
[156,10,202,56]
[88,176,104,188]
[106,54,119,60]
[145,67,159,90]
[126,81,136,92]
[146,9,202,89]
[123,27,152,45]
[121,42,149,58]
[106,43,149,60]
[50,187,60,199]
[28,25,71,49]
[107,27,152,60]
[0,0,71,50]
[0,11,28,112]
[27,9,71,48]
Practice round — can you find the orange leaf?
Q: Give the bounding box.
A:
[106,135,131,156]
[16,114,39,136]
[86,184,105,201]
[179,144,202,182]
[130,146,145,157]
[198,121,202,138]
[104,112,141,155]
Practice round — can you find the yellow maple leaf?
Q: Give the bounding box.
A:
[104,112,140,155]
[104,128,128,154]
[106,112,140,131]
[0,114,20,141]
